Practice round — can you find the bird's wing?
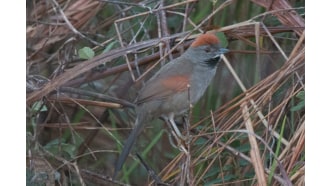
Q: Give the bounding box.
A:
[136,58,193,105]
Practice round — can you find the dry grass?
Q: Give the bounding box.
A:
[27,0,305,185]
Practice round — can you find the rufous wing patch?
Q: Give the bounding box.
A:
[136,75,190,104]
[160,75,190,92]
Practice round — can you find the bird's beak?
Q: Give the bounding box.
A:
[212,48,229,60]
[219,48,229,54]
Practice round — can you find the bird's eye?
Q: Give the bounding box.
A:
[204,47,211,53]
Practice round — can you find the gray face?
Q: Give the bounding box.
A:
[184,44,224,68]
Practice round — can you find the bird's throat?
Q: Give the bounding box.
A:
[204,56,220,68]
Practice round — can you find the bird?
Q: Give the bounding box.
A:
[113,33,229,179]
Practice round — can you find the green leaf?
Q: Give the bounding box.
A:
[290,91,305,111]
[194,136,208,145]
[102,41,117,54]
[296,91,305,100]
[290,100,305,112]
[31,101,47,112]
[44,138,77,159]
[237,143,251,153]
[78,47,95,59]
[204,175,237,185]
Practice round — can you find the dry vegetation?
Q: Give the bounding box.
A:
[26,0,305,185]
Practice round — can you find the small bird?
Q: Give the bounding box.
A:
[113,33,229,179]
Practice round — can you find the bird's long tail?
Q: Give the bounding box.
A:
[113,117,144,179]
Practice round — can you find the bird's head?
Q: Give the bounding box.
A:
[186,33,229,67]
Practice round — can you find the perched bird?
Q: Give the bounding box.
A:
[113,33,229,178]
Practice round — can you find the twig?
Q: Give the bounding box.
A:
[27,32,187,104]
[222,55,290,146]
[50,0,102,46]
[159,0,172,61]
[241,102,267,185]
[58,87,135,108]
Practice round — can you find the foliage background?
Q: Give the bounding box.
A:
[26,0,305,185]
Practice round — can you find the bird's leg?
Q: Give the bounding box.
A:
[182,114,192,145]
[168,113,188,154]
[161,114,185,141]
[169,129,187,154]
[161,115,188,154]
[169,117,186,141]
[168,113,186,141]
[160,116,181,150]
[166,130,179,150]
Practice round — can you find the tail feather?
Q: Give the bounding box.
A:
[113,118,144,179]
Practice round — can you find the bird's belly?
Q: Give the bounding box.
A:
[159,92,191,116]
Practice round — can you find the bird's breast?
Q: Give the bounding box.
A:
[189,66,217,103]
